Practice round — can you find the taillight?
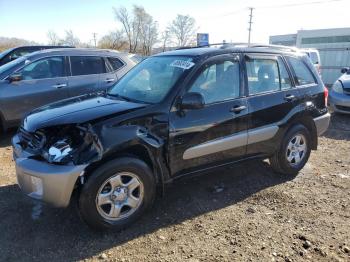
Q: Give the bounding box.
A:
[324,86,329,107]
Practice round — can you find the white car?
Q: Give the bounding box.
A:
[300,48,321,75]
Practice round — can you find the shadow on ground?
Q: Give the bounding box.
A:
[0,160,292,261]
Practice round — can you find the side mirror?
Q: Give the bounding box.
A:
[9,73,22,83]
[179,92,205,110]
[341,67,349,74]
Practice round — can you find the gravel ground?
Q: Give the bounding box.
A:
[0,114,349,262]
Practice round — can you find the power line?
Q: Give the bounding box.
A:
[248,7,254,45]
[257,0,345,9]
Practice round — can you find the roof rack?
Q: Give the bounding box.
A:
[176,43,299,52]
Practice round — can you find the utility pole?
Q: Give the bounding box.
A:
[247,7,254,46]
[92,33,97,47]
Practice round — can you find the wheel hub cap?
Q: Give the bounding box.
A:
[95,172,144,221]
[286,134,307,166]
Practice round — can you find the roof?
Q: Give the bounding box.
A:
[26,48,132,59]
[155,44,303,58]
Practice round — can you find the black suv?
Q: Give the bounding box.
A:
[12,44,330,230]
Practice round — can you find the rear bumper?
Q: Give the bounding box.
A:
[12,135,87,207]
[313,113,330,136]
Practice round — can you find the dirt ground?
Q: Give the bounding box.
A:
[0,114,349,262]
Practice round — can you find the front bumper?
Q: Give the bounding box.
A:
[313,113,331,136]
[12,135,87,208]
[329,91,350,114]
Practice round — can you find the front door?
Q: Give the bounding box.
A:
[0,56,68,123]
[169,54,249,176]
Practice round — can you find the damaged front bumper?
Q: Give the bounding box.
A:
[12,134,87,208]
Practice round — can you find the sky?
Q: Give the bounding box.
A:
[1,0,350,45]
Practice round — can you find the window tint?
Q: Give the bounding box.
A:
[189,59,240,104]
[20,56,65,80]
[70,56,106,76]
[278,57,292,90]
[286,57,316,86]
[107,57,124,71]
[246,58,280,95]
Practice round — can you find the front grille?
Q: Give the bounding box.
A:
[336,105,350,112]
[18,127,45,150]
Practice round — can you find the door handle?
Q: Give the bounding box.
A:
[284,94,295,102]
[230,105,247,113]
[104,78,115,83]
[52,83,67,89]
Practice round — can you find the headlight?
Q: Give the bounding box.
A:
[332,81,343,94]
[43,139,73,163]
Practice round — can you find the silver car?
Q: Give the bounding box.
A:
[329,68,350,114]
[0,48,138,131]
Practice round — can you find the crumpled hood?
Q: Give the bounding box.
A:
[23,94,146,132]
[339,73,350,89]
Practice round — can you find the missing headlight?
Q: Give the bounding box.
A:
[46,139,73,163]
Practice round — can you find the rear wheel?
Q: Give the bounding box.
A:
[78,157,156,231]
[270,124,311,176]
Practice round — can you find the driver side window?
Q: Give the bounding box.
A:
[188,59,240,104]
[19,56,65,80]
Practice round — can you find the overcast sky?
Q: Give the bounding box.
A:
[1,0,350,45]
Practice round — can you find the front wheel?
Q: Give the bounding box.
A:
[78,157,156,231]
[269,124,312,176]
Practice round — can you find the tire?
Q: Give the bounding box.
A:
[269,124,311,176]
[78,157,156,231]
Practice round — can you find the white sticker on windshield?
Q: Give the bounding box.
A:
[170,60,195,70]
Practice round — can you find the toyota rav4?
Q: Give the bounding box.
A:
[12,44,330,230]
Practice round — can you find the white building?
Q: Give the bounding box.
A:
[270,28,350,86]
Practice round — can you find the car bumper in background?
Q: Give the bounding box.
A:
[329,91,350,114]
[313,113,331,136]
[12,135,87,207]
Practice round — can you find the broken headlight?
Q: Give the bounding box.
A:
[44,139,73,163]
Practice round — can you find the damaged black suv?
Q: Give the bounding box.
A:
[12,45,330,230]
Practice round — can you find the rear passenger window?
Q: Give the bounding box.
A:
[278,57,292,89]
[70,56,106,76]
[286,57,316,86]
[107,57,124,71]
[246,58,280,95]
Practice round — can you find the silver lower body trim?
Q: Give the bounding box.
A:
[183,125,279,160]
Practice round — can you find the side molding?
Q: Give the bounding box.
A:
[183,125,279,160]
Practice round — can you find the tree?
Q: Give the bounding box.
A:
[169,14,197,47]
[62,30,80,46]
[98,30,128,50]
[47,30,60,45]
[161,30,171,52]
[114,5,158,55]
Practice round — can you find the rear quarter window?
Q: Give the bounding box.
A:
[107,57,124,71]
[286,56,316,86]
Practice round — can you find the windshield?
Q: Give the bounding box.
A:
[108,56,195,104]
[0,55,27,75]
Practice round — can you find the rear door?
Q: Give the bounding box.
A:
[99,56,124,90]
[0,56,69,122]
[168,54,249,176]
[67,56,106,97]
[244,54,300,155]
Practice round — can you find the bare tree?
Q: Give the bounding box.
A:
[114,5,158,54]
[62,30,80,46]
[98,30,128,50]
[169,15,197,47]
[47,30,60,45]
[161,30,171,52]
